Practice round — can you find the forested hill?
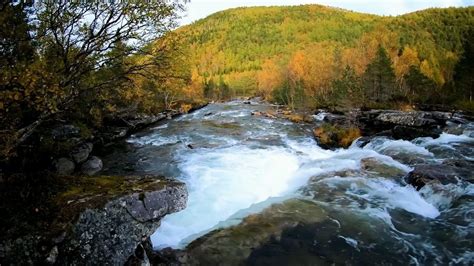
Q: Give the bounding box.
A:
[177,5,474,109]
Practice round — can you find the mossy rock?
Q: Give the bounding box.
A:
[1,175,187,265]
[180,199,329,265]
[313,123,361,149]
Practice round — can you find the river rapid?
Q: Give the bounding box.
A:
[102,101,474,265]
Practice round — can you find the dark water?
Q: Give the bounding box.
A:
[102,101,474,265]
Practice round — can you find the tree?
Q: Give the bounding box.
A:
[405,66,437,103]
[453,30,474,102]
[0,0,187,160]
[329,65,364,108]
[362,46,397,102]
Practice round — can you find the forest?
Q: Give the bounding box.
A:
[2,3,474,164]
[179,5,474,110]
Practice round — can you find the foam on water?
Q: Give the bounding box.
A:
[364,137,434,157]
[320,176,440,219]
[151,145,303,249]
[415,132,474,147]
[128,135,182,147]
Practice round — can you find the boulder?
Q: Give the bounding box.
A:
[356,110,451,140]
[53,158,75,176]
[70,142,93,164]
[313,124,361,149]
[404,164,470,190]
[360,157,406,178]
[391,125,442,140]
[1,176,187,265]
[81,156,103,176]
[376,112,439,127]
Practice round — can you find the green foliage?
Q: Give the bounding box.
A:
[405,66,437,103]
[328,66,364,108]
[453,30,474,102]
[178,5,474,109]
[0,0,187,161]
[362,46,397,102]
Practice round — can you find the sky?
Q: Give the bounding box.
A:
[179,0,474,25]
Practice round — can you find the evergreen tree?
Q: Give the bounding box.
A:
[362,46,397,102]
[405,66,437,103]
[330,66,364,108]
[453,31,474,102]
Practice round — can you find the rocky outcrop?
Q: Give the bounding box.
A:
[356,110,451,140]
[404,164,472,190]
[0,176,187,265]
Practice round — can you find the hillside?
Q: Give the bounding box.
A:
[176,5,474,108]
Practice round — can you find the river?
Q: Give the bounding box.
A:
[102,100,474,264]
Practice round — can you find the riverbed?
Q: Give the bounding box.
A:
[102,101,474,264]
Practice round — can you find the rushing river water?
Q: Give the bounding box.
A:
[102,101,474,264]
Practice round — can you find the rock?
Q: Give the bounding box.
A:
[159,199,328,265]
[45,246,58,264]
[58,177,187,265]
[125,244,150,266]
[1,176,187,265]
[251,111,263,116]
[391,125,442,140]
[313,124,361,149]
[285,114,305,123]
[404,164,469,190]
[355,110,450,140]
[323,113,349,125]
[53,158,75,176]
[70,142,93,164]
[243,101,251,104]
[51,125,81,141]
[376,112,439,127]
[360,157,406,177]
[80,156,103,176]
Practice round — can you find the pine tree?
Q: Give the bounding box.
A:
[453,31,474,102]
[362,46,397,102]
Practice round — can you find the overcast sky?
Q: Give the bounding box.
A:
[179,0,474,25]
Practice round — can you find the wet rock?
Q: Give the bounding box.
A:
[404,164,470,190]
[360,157,406,178]
[53,158,75,176]
[70,142,93,164]
[313,124,361,149]
[162,199,328,265]
[80,156,103,176]
[391,125,442,140]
